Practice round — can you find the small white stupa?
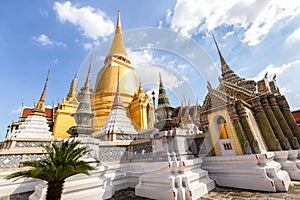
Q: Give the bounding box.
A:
[96,67,137,141]
[10,71,52,139]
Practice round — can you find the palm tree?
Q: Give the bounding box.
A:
[7,139,95,200]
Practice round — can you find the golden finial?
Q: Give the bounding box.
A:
[117,10,121,28]
[105,10,129,64]
[39,69,50,103]
[32,70,50,116]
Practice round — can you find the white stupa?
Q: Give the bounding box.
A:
[10,71,52,139]
[96,67,137,140]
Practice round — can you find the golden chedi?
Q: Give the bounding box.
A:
[93,10,142,130]
[52,76,79,138]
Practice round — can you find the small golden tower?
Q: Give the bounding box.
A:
[52,75,79,138]
[129,81,155,131]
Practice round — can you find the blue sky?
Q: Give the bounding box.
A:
[1,0,300,140]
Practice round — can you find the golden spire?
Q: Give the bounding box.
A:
[105,10,130,64]
[67,74,78,100]
[32,70,50,116]
[138,80,143,93]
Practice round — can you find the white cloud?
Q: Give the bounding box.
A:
[127,49,154,66]
[253,59,300,109]
[253,59,300,81]
[11,104,28,114]
[168,0,300,45]
[83,43,92,50]
[128,49,185,90]
[53,1,114,40]
[34,34,66,47]
[136,66,184,90]
[287,27,300,42]
[39,9,49,17]
[222,31,234,40]
[158,20,163,29]
[34,34,53,46]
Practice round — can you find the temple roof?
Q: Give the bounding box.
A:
[212,35,245,85]
[105,10,130,64]
[158,73,171,108]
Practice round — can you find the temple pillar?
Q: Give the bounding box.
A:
[261,95,291,150]
[200,114,216,156]
[268,94,299,149]
[227,104,252,154]
[236,101,261,153]
[277,95,300,145]
[251,97,281,151]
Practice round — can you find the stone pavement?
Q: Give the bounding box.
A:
[3,182,300,200]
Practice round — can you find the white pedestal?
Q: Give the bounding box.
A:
[202,152,291,192]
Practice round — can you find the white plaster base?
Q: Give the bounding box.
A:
[0,171,42,197]
[274,150,300,181]
[29,166,114,200]
[259,153,290,191]
[135,158,215,200]
[202,152,290,192]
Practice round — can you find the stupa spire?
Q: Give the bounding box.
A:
[112,67,123,109]
[32,70,50,115]
[158,73,171,108]
[77,52,94,102]
[85,51,93,89]
[67,74,78,100]
[212,34,244,84]
[105,10,130,64]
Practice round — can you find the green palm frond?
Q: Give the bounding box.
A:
[6,139,95,182]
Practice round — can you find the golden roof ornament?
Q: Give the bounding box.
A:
[32,70,50,116]
[105,10,130,64]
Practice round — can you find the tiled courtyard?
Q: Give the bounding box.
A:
[3,181,300,200]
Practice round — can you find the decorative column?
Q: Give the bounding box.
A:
[277,95,300,145]
[261,95,291,150]
[236,101,261,153]
[200,113,216,156]
[227,104,252,154]
[251,97,281,151]
[268,94,299,149]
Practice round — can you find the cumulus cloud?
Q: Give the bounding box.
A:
[127,48,186,90]
[53,1,114,40]
[253,60,300,109]
[253,60,300,81]
[168,0,300,46]
[287,27,300,42]
[33,34,66,47]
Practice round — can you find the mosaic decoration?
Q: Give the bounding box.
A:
[116,134,136,140]
[0,155,22,168]
[98,146,128,162]
[132,142,152,160]
[15,141,50,148]
[25,154,46,161]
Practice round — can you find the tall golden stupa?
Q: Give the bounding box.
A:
[92,10,154,131]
